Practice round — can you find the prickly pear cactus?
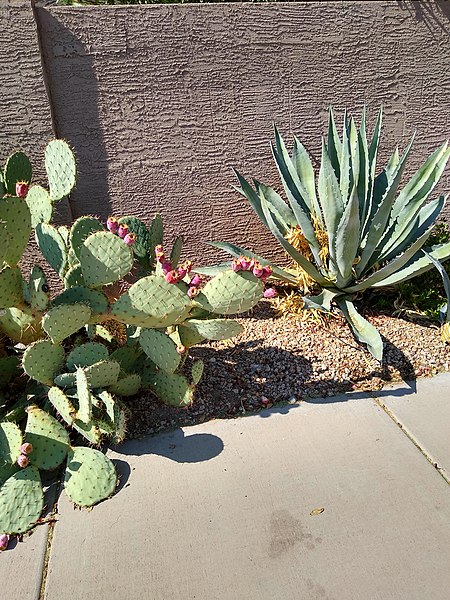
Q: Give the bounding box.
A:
[25,406,70,471]
[64,447,117,507]
[0,466,43,534]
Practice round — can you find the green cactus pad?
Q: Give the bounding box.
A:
[72,418,103,445]
[52,286,108,316]
[25,185,53,227]
[48,386,76,425]
[80,231,133,288]
[58,225,70,246]
[53,372,76,388]
[109,373,141,396]
[185,318,243,341]
[0,266,23,309]
[3,151,32,194]
[84,360,120,388]
[22,340,65,385]
[0,196,31,266]
[64,447,117,507]
[0,356,20,388]
[28,266,50,311]
[66,342,109,371]
[0,306,43,344]
[75,368,92,424]
[110,292,175,328]
[149,371,194,407]
[0,465,43,534]
[0,422,22,464]
[118,216,150,260]
[25,406,70,471]
[0,221,10,265]
[198,270,264,315]
[178,325,205,348]
[148,213,164,269]
[69,216,104,261]
[139,329,181,373]
[170,236,183,267]
[0,461,19,486]
[45,139,77,201]
[191,360,204,385]
[42,303,91,344]
[97,391,127,443]
[128,275,190,321]
[35,223,67,277]
[109,346,141,373]
[64,264,85,288]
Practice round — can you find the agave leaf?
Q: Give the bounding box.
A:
[254,180,295,232]
[357,109,369,229]
[303,288,342,312]
[233,169,268,228]
[193,262,231,277]
[327,107,342,179]
[207,241,297,283]
[337,298,383,360]
[360,108,383,239]
[423,250,450,321]
[386,146,400,178]
[292,137,322,224]
[339,112,351,205]
[335,185,360,281]
[348,116,360,188]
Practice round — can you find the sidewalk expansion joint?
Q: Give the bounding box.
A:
[371,394,450,486]
[39,481,63,600]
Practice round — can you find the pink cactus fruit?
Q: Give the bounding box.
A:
[231,258,242,272]
[123,232,136,246]
[252,262,264,278]
[15,181,29,198]
[165,270,181,284]
[176,344,186,355]
[155,244,165,262]
[181,260,193,274]
[117,223,129,239]
[106,216,119,234]
[189,274,203,287]
[161,261,173,275]
[263,288,277,298]
[261,266,273,281]
[17,454,29,468]
[20,443,33,455]
[177,266,187,279]
[0,534,9,551]
[187,286,200,298]
[239,256,254,271]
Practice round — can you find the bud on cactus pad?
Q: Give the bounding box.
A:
[189,274,203,287]
[253,262,264,278]
[231,259,242,272]
[0,534,9,551]
[263,288,277,298]
[118,223,129,239]
[187,286,200,298]
[180,260,193,274]
[165,270,181,284]
[161,261,173,275]
[107,216,119,233]
[16,181,29,198]
[239,257,254,271]
[17,454,29,468]
[261,266,273,281]
[124,232,136,246]
[177,266,187,279]
[176,344,186,355]
[155,244,165,261]
[20,443,33,455]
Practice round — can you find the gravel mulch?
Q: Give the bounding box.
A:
[125,301,450,438]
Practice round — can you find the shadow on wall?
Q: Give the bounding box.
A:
[396,0,450,35]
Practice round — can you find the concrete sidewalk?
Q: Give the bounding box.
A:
[2,374,450,600]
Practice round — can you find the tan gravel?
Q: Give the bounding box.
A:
[125,301,450,438]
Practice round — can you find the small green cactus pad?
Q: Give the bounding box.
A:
[170,236,183,266]
[35,223,67,277]
[28,266,50,311]
[69,216,104,261]
[84,360,120,388]
[72,418,103,445]
[198,270,264,315]
[0,462,19,486]
[178,325,205,348]
[149,371,194,407]
[0,465,43,534]
[25,406,70,471]
[0,196,31,266]
[185,318,243,341]
[58,225,70,246]
[64,264,85,288]
[148,213,164,269]
[118,216,150,260]
[0,356,20,388]
[75,368,92,424]
[3,151,32,194]
[128,275,190,321]
[25,185,53,227]
[0,306,43,344]
[48,386,76,425]
[109,346,141,373]
[109,373,141,396]
[80,231,133,288]
[66,342,109,371]
[22,340,65,385]
[45,139,77,201]
[64,447,117,507]
[0,422,22,464]
[42,303,91,344]
[52,286,108,316]
[191,360,204,385]
[139,329,181,373]
[0,266,23,309]
[110,292,176,328]
[97,391,127,444]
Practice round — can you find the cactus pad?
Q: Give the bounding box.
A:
[149,371,193,407]
[109,346,141,373]
[198,270,263,315]
[139,329,181,373]
[25,185,53,227]
[0,465,43,534]
[64,447,117,507]
[0,356,20,387]
[48,386,76,425]
[0,462,19,486]
[28,266,50,311]
[84,360,121,388]
[97,391,127,444]
[109,373,141,396]
[66,342,109,371]
[3,151,32,195]
[22,340,65,385]
[42,303,91,344]
[0,196,31,266]
[148,213,164,268]
[75,368,92,424]
[178,325,205,348]
[0,266,23,309]
[69,216,104,260]
[53,371,76,388]
[0,306,43,344]
[0,422,22,464]
[64,264,85,288]
[191,360,204,385]
[45,139,77,201]
[185,318,243,340]
[128,275,190,321]
[170,236,183,266]
[72,418,103,445]
[80,231,133,288]
[110,292,172,328]
[35,223,67,277]
[25,406,70,470]
[118,216,150,260]
[52,286,108,316]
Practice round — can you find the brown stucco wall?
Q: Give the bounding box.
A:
[13,2,450,265]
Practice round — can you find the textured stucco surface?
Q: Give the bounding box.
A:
[21,2,450,263]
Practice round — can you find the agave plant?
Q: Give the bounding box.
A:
[206,108,450,360]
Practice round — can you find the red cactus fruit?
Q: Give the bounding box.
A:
[20,443,33,455]
[107,216,119,233]
[165,270,181,284]
[0,534,9,551]
[117,223,129,239]
[17,454,29,468]
[187,286,200,298]
[15,182,29,198]
[124,232,136,246]
[263,288,277,298]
